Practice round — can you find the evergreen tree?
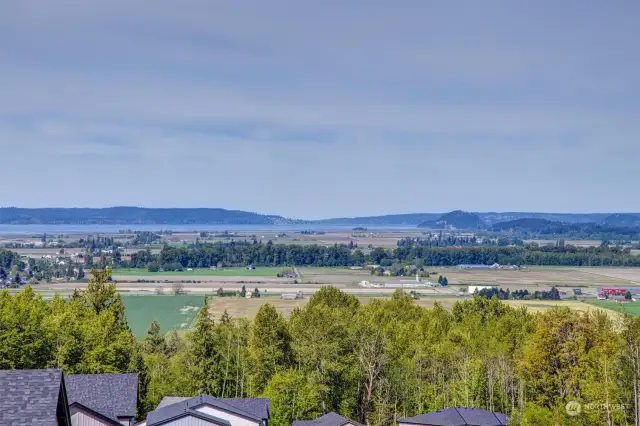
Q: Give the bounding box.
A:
[187,296,220,394]
[247,304,293,395]
[143,321,167,355]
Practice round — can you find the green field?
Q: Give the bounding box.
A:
[121,294,206,338]
[585,299,640,316]
[112,267,287,277]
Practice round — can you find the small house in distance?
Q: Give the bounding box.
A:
[281,291,304,300]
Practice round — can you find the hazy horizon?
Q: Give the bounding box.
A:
[1,1,638,217]
[0,206,639,222]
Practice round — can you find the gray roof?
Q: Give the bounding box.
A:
[399,407,508,426]
[292,412,364,426]
[157,396,189,408]
[0,369,68,426]
[147,395,269,426]
[66,373,138,421]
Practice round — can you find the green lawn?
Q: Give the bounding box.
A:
[121,294,206,338]
[112,267,287,277]
[585,299,640,316]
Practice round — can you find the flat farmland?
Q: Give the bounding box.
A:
[121,294,205,338]
[78,266,640,292]
[437,267,636,290]
[586,299,640,316]
[112,267,286,278]
[209,295,309,319]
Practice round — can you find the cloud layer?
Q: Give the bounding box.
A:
[0,1,638,218]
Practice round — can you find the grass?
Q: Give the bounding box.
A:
[121,294,206,338]
[585,299,640,316]
[112,267,287,277]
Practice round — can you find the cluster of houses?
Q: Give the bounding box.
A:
[0,369,508,426]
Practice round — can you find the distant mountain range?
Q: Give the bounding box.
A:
[0,207,639,228]
[0,207,295,225]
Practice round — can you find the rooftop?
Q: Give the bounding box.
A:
[66,373,138,421]
[399,407,508,426]
[0,369,67,426]
[292,412,364,426]
[147,395,269,426]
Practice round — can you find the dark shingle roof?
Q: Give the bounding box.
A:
[217,398,270,420]
[66,373,138,421]
[0,369,66,426]
[147,395,269,426]
[398,407,509,426]
[292,412,364,426]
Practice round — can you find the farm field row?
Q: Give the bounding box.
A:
[112,267,287,277]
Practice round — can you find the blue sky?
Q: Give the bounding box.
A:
[0,1,638,219]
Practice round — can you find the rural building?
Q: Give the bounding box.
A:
[599,287,640,297]
[457,263,519,270]
[138,394,270,426]
[293,412,364,426]
[0,369,72,426]
[66,373,138,426]
[398,407,508,426]
[281,291,304,300]
[457,264,492,269]
[384,281,430,288]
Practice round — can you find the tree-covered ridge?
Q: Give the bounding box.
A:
[604,213,640,227]
[3,279,640,425]
[120,242,640,268]
[418,210,482,229]
[0,207,294,225]
[490,218,640,240]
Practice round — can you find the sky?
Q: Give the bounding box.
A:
[0,1,638,219]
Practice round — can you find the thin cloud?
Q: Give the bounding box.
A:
[0,1,638,217]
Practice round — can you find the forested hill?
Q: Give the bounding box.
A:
[0,207,295,225]
[418,210,481,229]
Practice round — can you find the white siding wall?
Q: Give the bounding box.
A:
[162,415,229,426]
[70,407,112,426]
[195,406,260,426]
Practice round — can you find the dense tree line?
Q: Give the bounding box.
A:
[119,242,640,269]
[397,236,525,248]
[0,249,22,270]
[4,275,640,425]
[491,218,640,241]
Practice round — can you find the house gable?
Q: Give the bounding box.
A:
[70,402,124,426]
[194,404,261,426]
